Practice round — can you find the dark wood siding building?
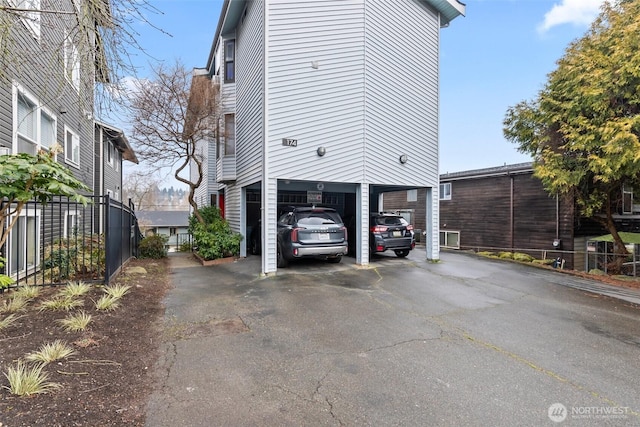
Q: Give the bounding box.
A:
[438,163,576,267]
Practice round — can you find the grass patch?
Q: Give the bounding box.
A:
[39,297,84,312]
[57,311,92,332]
[3,361,62,396]
[1,297,29,314]
[103,284,131,299]
[58,281,92,298]
[25,340,76,364]
[94,294,120,311]
[0,313,23,331]
[12,286,40,300]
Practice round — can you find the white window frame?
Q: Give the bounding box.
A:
[64,210,78,238]
[65,125,80,166]
[407,189,417,202]
[6,207,42,278]
[9,0,41,39]
[440,230,460,249]
[439,183,452,201]
[14,84,57,155]
[64,32,81,91]
[107,141,114,167]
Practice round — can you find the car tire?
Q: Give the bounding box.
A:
[327,255,342,264]
[395,249,410,258]
[277,243,288,268]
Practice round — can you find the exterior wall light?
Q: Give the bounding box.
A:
[317,147,326,157]
[399,154,408,164]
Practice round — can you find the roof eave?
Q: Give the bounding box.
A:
[424,0,466,27]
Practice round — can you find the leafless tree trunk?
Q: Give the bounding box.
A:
[126,62,221,224]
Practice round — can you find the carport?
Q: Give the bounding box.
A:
[243,180,437,274]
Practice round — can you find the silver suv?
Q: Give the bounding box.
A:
[277,206,348,267]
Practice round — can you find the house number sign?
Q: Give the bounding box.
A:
[282,138,298,147]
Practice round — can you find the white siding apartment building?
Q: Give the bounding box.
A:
[197,0,465,274]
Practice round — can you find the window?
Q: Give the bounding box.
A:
[41,111,55,150]
[407,189,417,202]
[65,126,80,166]
[64,210,78,238]
[15,86,57,154]
[107,141,114,166]
[439,230,460,249]
[216,120,221,159]
[439,183,451,200]
[10,0,41,39]
[7,208,41,277]
[64,33,80,91]
[224,114,235,156]
[623,185,633,214]
[224,39,235,83]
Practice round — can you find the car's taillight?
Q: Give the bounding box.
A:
[407,225,414,232]
[341,226,347,240]
[291,227,304,242]
[371,225,388,233]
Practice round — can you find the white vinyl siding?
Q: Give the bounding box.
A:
[266,0,366,183]
[364,0,440,186]
[235,0,264,186]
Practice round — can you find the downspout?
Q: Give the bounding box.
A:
[510,174,514,250]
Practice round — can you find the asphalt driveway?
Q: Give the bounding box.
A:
[145,249,640,426]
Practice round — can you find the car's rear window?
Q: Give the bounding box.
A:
[373,216,408,226]
[296,210,342,225]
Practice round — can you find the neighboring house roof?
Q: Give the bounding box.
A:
[206,0,466,72]
[440,162,534,181]
[95,120,139,164]
[136,211,190,227]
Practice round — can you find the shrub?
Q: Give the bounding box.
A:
[513,252,535,262]
[139,234,168,259]
[189,206,243,261]
[42,235,105,282]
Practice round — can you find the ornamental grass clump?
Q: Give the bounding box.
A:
[26,340,75,364]
[0,313,22,331]
[1,297,29,314]
[12,286,40,300]
[95,294,120,311]
[103,284,131,299]
[3,361,61,396]
[58,281,92,298]
[57,311,92,332]
[39,297,84,311]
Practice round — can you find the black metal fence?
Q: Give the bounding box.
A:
[1,195,141,288]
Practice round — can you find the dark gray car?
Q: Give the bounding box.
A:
[370,213,415,257]
[277,206,348,267]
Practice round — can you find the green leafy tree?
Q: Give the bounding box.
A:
[0,147,90,287]
[503,0,640,273]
